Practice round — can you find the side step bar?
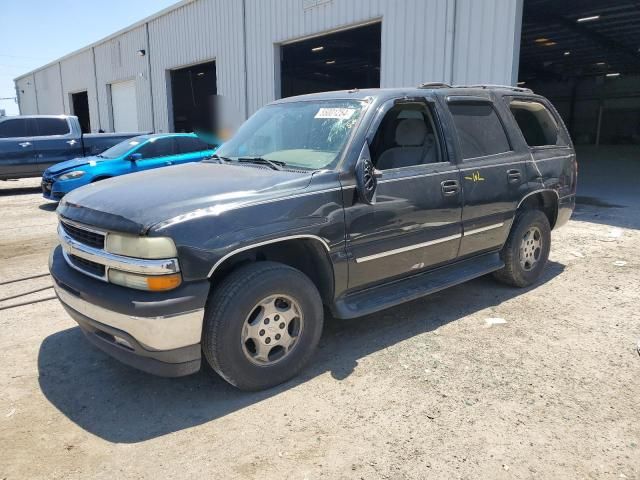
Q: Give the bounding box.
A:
[332,252,504,319]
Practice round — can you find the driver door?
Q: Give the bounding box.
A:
[344,99,463,290]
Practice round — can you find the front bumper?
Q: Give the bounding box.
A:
[41,178,64,201]
[50,245,210,377]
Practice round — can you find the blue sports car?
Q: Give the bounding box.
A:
[42,133,217,201]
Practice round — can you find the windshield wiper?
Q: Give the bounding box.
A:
[207,154,233,164]
[238,157,286,171]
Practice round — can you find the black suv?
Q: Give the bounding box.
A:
[49,85,576,390]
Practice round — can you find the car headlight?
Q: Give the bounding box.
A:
[58,170,85,180]
[108,269,182,291]
[105,233,178,259]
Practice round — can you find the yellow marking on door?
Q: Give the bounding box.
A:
[464,171,485,182]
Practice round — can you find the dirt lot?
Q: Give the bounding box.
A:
[1,152,639,479]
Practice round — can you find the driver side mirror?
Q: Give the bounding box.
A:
[355,142,381,205]
[129,152,142,162]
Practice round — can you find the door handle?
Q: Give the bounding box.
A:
[165,161,173,166]
[507,169,521,183]
[441,179,459,196]
[19,142,31,147]
[66,139,78,146]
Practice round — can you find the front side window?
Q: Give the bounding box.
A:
[448,102,511,159]
[98,136,147,159]
[510,100,560,147]
[370,103,441,170]
[34,118,70,136]
[136,137,177,159]
[0,118,29,138]
[214,99,365,170]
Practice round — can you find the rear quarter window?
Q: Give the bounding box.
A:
[447,102,511,159]
[509,99,564,147]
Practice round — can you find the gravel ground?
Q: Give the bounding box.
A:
[1,163,639,479]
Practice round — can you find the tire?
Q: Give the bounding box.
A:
[202,261,324,391]
[493,209,551,288]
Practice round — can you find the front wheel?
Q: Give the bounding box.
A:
[493,209,551,288]
[202,261,324,391]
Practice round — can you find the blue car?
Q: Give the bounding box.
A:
[42,133,217,201]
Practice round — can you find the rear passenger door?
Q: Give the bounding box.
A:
[0,118,35,179]
[445,96,529,257]
[31,117,83,172]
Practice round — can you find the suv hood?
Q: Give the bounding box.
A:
[57,162,314,234]
[46,156,104,176]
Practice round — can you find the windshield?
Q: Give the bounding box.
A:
[214,99,365,170]
[99,136,146,159]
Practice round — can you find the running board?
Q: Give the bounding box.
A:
[332,252,504,319]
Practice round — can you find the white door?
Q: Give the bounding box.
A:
[111,80,138,132]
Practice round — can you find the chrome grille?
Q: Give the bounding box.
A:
[61,221,105,249]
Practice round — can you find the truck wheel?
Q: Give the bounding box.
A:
[202,261,324,391]
[493,209,551,288]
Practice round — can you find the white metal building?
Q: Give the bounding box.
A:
[14,0,523,134]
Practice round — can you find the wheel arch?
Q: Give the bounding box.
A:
[207,236,335,305]
[516,189,559,229]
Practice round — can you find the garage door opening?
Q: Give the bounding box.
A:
[170,61,217,133]
[518,1,640,207]
[110,80,138,132]
[280,22,381,98]
[71,91,90,133]
[518,1,640,146]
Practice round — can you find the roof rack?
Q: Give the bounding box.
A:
[417,82,452,89]
[458,84,533,93]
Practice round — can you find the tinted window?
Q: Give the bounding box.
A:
[510,100,560,147]
[370,103,441,170]
[34,118,70,136]
[448,102,511,159]
[0,119,29,138]
[136,137,176,159]
[177,136,209,153]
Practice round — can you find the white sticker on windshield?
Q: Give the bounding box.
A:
[314,108,356,120]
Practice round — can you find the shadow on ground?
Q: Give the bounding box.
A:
[38,261,564,443]
[38,202,58,212]
[0,185,41,196]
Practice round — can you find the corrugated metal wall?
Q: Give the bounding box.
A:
[15,0,523,126]
[33,64,64,114]
[93,25,153,132]
[60,49,100,131]
[147,0,245,132]
[15,75,38,114]
[452,0,523,85]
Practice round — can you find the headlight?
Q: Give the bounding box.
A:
[105,233,178,259]
[109,269,182,291]
[58,170,85,180]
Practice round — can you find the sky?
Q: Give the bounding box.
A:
[0,0,179,116]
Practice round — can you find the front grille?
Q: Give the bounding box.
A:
[61,221,105,249]
[68,254,106,278]
[41,180,52,193]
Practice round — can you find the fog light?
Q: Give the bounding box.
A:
[109,269,182,291]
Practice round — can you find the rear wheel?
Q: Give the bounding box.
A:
[202,261,324,391]
[493,209,551,287]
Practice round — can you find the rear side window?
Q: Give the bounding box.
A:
[510,100,561,147]
[0,118,29,138]
[177,136,209,153]
[137,137,177,158]
[33,118,70,136]
[448,102,511,159]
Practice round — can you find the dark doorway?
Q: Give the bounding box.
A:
[71,91,90,133]
[280,22,381,98]
[518,1,640,146]
[170,61,217,133]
